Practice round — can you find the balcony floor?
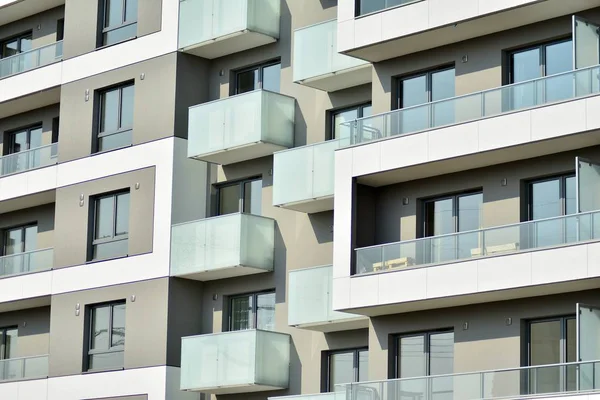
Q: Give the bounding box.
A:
[173,264,273,282]
[181,31,278,60]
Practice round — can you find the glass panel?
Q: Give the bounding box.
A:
[93,239,128,260]
[95,196,115,240]
[458,193,482,258]
[425,198,454,236]
[430,332,454,375]
[219,185,240,215]
[530,320,561,393]
[19,36,32,52]
[545,40,574,103]
[125,0,138,23]
[115,192,130,236]
[100,89,120,133]
[578,158,600,213]
[256,292,275,330]
[431,68,456,126]
[105,0,124,28]
[4,228,23,255]
[120,85,135,129]
[400,74,429,133]
[111,304,126,348]
[578,305,600,362]
[236,68,259,94]
[231,295,253,331]
[262,63,281,93]
[358,350,369,382]
[243,179,262,216]
[334,108,359,140]
[362,105,373,118]
[29,127,43,149]
[511,48,541,109]
[574,17,600,69]
[330,352,354,390]
[10,130,28,153]
[89,351,124,370]
[1,40,18,58]
[23,226,37,252]
[402,74,428,107]
[98,129,132,152]
[4,328,17,359]
[359,0,385,15]
[566,318,577,390]
[398,335,426,378]
[531,178,561,220]
[91,305,110,350]
[103,23,137,45]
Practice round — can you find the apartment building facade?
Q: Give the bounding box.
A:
[0,0,599,399]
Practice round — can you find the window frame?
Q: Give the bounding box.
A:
[2,223,37,256]
[232,60,281,95]
[228,290,275,332]
[99,0,138,47]
[526,173,575,221]
[396,65,455,110]
[329,102,372,140]
[95,82,134,153]
[5,124,43,155]
[393,329,454,379]
[0,326,18,361]
[525,315,576,367]
[215,176,262,216]
[0,31,33,59]
[507,37,572,84]
[86,301,126,371]
[421,190,483,238]
[323,347,369,392]
[89,190,130,261]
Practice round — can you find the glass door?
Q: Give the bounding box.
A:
[2,225,37,275]
[0,327,17,380]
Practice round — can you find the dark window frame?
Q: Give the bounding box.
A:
[328,102,372,140]
[4,123,43,155]
[215,176,262,216]
[354,0,422,17]
[0,31,33,59]
[98,0,138,47]
[322,347,369,393]
[525,315,576,367]
[227,290,275,332]
[2,223,37,257]
[525,173,575,222]
[393,329,454,379]
[395,65,455,110]
[85,301,126,371]
[420,189,483,238]
[88,190,130,261]
[506,37,573,84]
[94,81,135,153]
[0,326,18,360]
[232,59,281,95]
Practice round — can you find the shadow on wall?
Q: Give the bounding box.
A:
[308,211,334,245]
[320,0,337,9]
[274,225,288,305]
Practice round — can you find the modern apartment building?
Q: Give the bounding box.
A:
[0,0,600,399]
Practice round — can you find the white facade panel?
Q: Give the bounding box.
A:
[0,271,52,304]
[0,378,48,400]
[0,62,62,105]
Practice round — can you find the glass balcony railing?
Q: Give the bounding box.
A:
[0,355,48,382]
[293,19,369,83]
[273,137,349,208]
[343,65,600,145]
[180,329,291,393]
[170,213,275,280]
[0,143,58,177]
[0,41,63,79]
[356,210,600,275]
[340,360,600,400]
[269,393,342,400]
[288,265,359,327]
[178,0,280,52]
[0,248,53,278]
[188,90,295,164]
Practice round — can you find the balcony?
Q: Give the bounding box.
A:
[0,248,53,278]
[0,42,63,80]
[0,355,48,382]
[270,394,341,400]
[288,265,367,332]
[188,90,295,165]
[180,329,291,394]
[0,0,64,26]
[178,0,280,59]
[273,138,348,213]
[344,65,600,146]
[170,213,275,281]
[0,144,58,177]
[340,360,600,400]
[338,1,600,62]
[293,19,371,92]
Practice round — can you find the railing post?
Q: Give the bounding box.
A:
[480,372,485,399]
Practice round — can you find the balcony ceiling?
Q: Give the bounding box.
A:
[0,0,64,26]
[0,87,60,120]
[346,0,600,62]
[0,190,55,214]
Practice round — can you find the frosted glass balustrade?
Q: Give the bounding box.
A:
[0,355,48,382]
[180,330,291,393]
[188,90,295,164]
[288,265,357,326]
[269,393,342,400]
[170,213,275,280]
[0,248,53,278]
[0,41,62,79]
[0,143,58,176]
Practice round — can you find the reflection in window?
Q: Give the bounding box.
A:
[326,348,369,392]
[235,62,281,94]
[229,291,275,331]
[88,302,126,371]
[357,0,415,16]
[217,177,262,216]
[91,191,130,260]
[97,83,135,152]
[100,0,138,46]
[331,103,372,140]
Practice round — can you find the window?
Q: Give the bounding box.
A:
[217,177,262,216]
[527,317,576,393]
[0,327,17,360]
[90,191,130,261]
[422,191,482,262]
[234,61,281,94]
[356,0,414,16]
[330,103,372,140]
[0,33,32,59]
[87,302,126,371]
[395,331,454,378]
[96,83,134,152]
[324,348,368,392]
[5,125,42,156]
[229,291,275,331]
[508,39,573,108]
[526,174,576,247]
[99,0,138,46]
[396,67,455,132]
